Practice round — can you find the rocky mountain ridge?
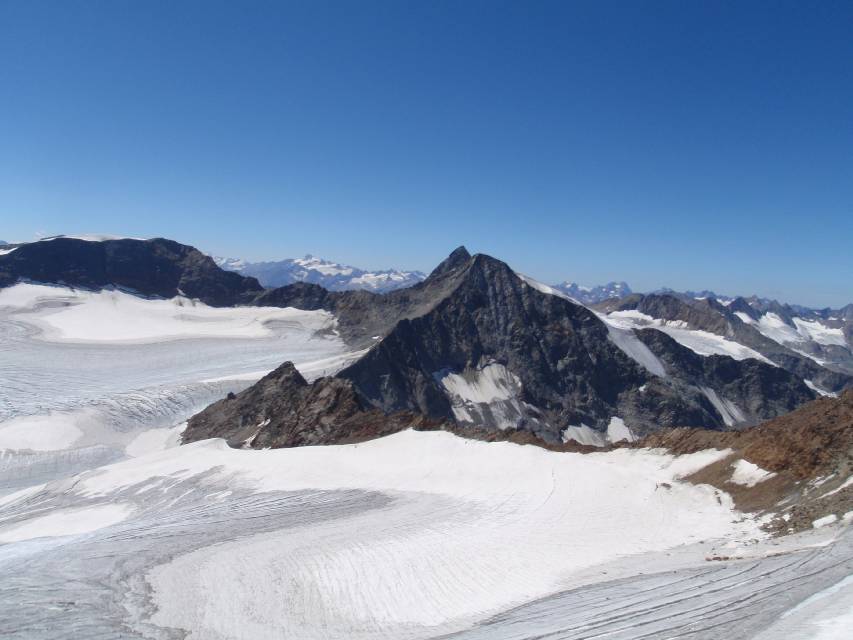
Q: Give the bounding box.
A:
[186,248,818,448]
[595,293,853,383]
[0,237,265,307]
[2,235,846,450]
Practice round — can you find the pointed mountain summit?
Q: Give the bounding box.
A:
[186,248,817,448]
[425,245,471,280]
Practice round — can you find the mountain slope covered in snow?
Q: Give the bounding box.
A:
[214,254,426,292]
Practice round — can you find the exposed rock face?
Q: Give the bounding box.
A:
[635,329,815,424]
[2,237,833,449]
[0,237,263,306]
[186,249,820,448]
[643,389,853,480]
[183,362,440,448]
[338,253,649,442]
[254,246,473,348]
[640,390,853,533]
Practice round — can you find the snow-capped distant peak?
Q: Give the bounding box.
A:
[553,281,632,305]
[212,256,247,271]
[213,253,427,293]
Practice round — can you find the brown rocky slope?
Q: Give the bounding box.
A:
[640,389,853,532]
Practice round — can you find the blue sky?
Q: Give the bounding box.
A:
[1,1,851,307]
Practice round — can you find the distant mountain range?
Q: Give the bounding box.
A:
[553,281,632,304]
[2,236,851,449]
[212,255,427,293]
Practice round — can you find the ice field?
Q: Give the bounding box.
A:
[0,285,850,639]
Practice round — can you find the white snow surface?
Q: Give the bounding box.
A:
[806,379,837,397]
[601,320,668,377]
[813,514,839,529]
[562,417,636,447]
[729,459,776,487]
[0,283,338,344]
[436,363,538,430]
[62,430,759,638]
[756,574,853,640]
[700,387,747,427]
[0,411,89,451]
[741,312,848,349]
[40,234,147,242]
[605,310,774,363]
[517,273,578,302]
[0,503,133,542]
[561,424,607,447]
[606,416,635,443]
[793,318,848,347]
[0,271,849,639]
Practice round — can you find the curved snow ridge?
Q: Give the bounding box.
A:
[516,273,580,304]
[56,430,762,638]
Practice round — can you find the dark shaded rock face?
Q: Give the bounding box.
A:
[254,246,474,348]
[183,362,441,448]
[186,249,822,449]
[636,329,815,423]
[338,254,650,442]
[0,237,264,306]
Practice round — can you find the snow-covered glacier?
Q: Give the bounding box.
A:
[0,284,851,640]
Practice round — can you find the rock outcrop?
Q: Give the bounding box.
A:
[0,237,264,306]
[183,362,440,448]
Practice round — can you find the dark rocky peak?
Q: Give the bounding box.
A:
[593,293,645,313]
[183,360,441,449]
[255,281,340,311]
[424,245,472,281]
[727,297,760,320]
[0,236,264,306]
[185,245,833,450]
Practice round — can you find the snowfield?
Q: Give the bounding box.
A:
[0,284,851,639]
[0,283,336,343]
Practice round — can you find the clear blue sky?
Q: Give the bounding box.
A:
[1,1,851,307]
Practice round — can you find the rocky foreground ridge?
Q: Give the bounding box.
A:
[640,389,853,533]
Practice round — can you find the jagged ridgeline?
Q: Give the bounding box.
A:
[184,246,833,448]
[1,237,847,449]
